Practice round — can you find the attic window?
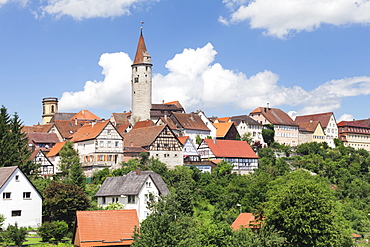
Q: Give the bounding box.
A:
[134,77,139,83]
[146,181,151,187]
[15,175,19,181]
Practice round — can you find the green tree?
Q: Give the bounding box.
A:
[37,221,68,242]
[58,141,86,189]
[0,214,4,231]
[0,106,35,176]
[264,170,352,247]
[2,222,27,247]
[241,132,253,145]
[262,124,275,147]
[195,134,202,145]
[43,182,90,228]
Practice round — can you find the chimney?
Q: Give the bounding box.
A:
[267,102,270,109]
[310,120,313,123]
[136,169,141,175]
[213,137,217,144]
[92,122,95,127]
[75,118,77,125]
[162,100,164,104]
[130,142,134,147]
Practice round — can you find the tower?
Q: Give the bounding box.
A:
[42,97,58,124]
[130,28,153,125]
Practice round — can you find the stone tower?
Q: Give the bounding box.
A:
[42,97,58,124]
[130,28,152,125]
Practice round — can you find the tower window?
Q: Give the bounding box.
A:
[134,77,139,83]
[51,105,55,113]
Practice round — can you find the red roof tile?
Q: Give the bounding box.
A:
[203,139,258,158]
[172,112,210,131]
[213,122,234,138]
[123,125,166,148]
[177,136,189,145]
[337,121,370,128]
[132,120,156,129]
[70,121,111,142]
[296,121,321,132]
[250,107,297,126]
[231,213,262,230]
[26,132,59,144]
[47,141,66,157]
[295,112,334,128]
[133,31,149,65]
[22,124,53,133]
[70,110,101,121]
[73,209,139,247]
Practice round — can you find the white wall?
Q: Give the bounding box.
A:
[0,169,42,228]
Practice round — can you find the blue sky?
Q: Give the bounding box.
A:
[1,0,370,125]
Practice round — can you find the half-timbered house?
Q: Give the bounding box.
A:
[30,149,54,177]
[123,125,183,169]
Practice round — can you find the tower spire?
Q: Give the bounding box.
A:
[133,23,150,65]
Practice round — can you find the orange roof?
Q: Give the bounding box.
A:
[164,101,184,109]
[296,121,321,132]
[133,31,149,65]
[213,122,234,138]
[132,120,156,129]
[70,121,111,142]
[177,136,189,145]
[70,110,101,121]
[73,209,139,247]
[217,117,230,123]
[47,141,66,157]
[203,139,258,158]
[22,124,53,133]
[231,213,262,230]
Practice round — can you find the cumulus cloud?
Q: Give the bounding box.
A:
[60,43,370,118]
[40,0,156,19]
[0,0,28,7]
[220,0,370,38]
[338,114,355,122]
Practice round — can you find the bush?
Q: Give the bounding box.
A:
[2,222,28,246]
[38,221,69,242]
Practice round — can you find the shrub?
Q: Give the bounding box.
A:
[38,221,69,242]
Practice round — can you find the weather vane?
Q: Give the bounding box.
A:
[140,21,144,29]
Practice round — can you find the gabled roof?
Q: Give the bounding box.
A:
[26,132,59,144]
[70,110,101,121]
[354,118,370,127]
[51,113,77,122]
[73,210,139,247]
[133,31,150,65]
[46,141,66,157]
[213,122,234,138]
[22,124,53,133]
[70,121,114,143]
[231,213,262,230]
[295,112,335,128]
[157,116,178,130]
[164,101,184,110]
[337,121,370,128]
[230,115,262,126]
[250,107,297,126]
[111,112,131,125]
[172,112,210,131]
[95,170,170,197]
[52,120,89,139]
[202,139,258,158]
[0,166,18,189]
[217,117,230,123]
[177,136,189,145]
[115,124,131,135]
[132,120,156,129]
[296,121,321,133]
[123,125,166,148]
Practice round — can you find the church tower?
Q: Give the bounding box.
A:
[42,97,58,124]
[130,28,152,125]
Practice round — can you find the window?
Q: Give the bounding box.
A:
[23,192,31,199]
[112,197,118,203]
[100,141,104,147]
[15,175,19,181]
[128,195,135,203]
[107,129,111,135]
[107,141,111,148]
[102,196,106,204]
[115,141,119,147]
[146,181,151,187]
[3,192,11,199]
[12,210,21,217]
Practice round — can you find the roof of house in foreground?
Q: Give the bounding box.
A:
[73,209,139,247]
[0,166,17,189]
[95,170,170,197]
[231,213,262,230]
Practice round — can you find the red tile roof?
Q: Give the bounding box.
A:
[172,112,210,131]
[111,112,131,125]
[295,112,334,128]
[203,139,258,158]
[123,125,166,148]
[73,209,139,247]
[46,141,66,157]
[164,101,184,110]
[132,120,156,129]
[217,117,230,123]
[70,110,101,121]
[26,132,59,144]
[296,121,321,132]
[250,107,297,126]
[52,120,89,139]
[22,124,53,133]
[337,121,370,128]
[70,121,111,142]
[133,31,149,65]
[177,136,189,145]
[231,213,262,230]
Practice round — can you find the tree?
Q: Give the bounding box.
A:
[262,124,275,147]
[43,182,90,228]
[58,141,86,189]
[37,221,68,242]
[0,214,4,231]
[241,132,253,145]
[2,222,27,247]
[0,106,35,176]
[264,170,352,246]
[195,134,202,145]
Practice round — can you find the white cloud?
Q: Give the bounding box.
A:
[0,0,28,7]
[338,114,355,122]
[59,43,370,119]
[40,0,156,19]
[59,52,132,111]
[221,0,370,38]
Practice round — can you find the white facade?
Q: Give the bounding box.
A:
[324,115,338,148]
[0,168,42,228]
[236,121,264,144]
[97,176,159,222]
[197,111,217,139]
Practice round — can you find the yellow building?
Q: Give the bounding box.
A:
[338,121,370,151]
[297,120,326,145]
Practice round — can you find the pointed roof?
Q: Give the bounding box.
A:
[70,110,101,121]
[0,166,18,189]
[177,136,189,145]
[133,30,150,65]
[250,107,297,126]
[231,213,263,230]
[171,112,210,131]
[213,122,235,138]
[73,210,139,247]
[22,123,53,133]
[70,121,115,143]
[296,120,321,133]
[230,115,262,126]
[295,112,335,128]
[95,170,170,197]
[123,125,166,147]
[132,120,156,129]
